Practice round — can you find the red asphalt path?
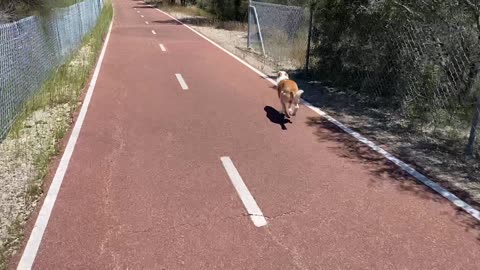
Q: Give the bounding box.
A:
[15,0,480,269]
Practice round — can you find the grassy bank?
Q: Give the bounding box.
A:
[0,1,113,268]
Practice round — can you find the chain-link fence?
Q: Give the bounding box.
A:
[0,0,104,140]
[247,0,310,69]
[245,0,480,204]
[312,2,479,120]
[311,2,480,158]
[247,0,479,155]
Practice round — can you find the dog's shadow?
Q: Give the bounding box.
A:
[264,106,292,130]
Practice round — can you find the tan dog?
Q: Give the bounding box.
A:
[276,71,304,117]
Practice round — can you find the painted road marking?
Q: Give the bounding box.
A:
[220,157,267,227]
[175,74,189,90]
[151,3,480,222]
[159,44,166,52]
[145,21,149,25]
[141,15,144,18]
[151,30,156,35]
[137,10,140,13]
[16,18,115,270]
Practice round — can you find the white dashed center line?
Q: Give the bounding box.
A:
[220,157,267,227]
[175,74,189,90]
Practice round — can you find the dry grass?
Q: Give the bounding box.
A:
[258,29,308,69]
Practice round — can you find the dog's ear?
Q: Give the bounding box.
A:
[277,71,282,77]
[296,90,304,97]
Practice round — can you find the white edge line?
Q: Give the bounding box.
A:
[159,44,166,52]
[175,73,189,90]
[151,3,480,222]
[140,15,144,18]
[220,157,267,227]
[145,21,149,25]
[151,29,156,35]
[16,19,115,270]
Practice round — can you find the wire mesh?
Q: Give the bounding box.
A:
[248,0,310,69]
[248,1,479,133]
[310,1,480,123]
[0,0,104,140]
[246,0,480,165]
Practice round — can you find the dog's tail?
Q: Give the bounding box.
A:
[293,90,304,102]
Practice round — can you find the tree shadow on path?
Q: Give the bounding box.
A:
[306,116,480,242]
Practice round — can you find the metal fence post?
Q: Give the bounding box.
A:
[54,14,63,60]
[250,5,266,56]
[305,2,314,74]
[78,1,84,37]
[247,0,251,49]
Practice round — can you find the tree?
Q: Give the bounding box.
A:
[463,0,480,159]
[0,0,53,21]
[466,96,480,159]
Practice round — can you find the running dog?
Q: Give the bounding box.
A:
[276,71,304,118]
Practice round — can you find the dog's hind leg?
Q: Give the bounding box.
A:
[287,101,294,116]
[291,104,299,116]
[281,101,290,118]
[291,90,304,116]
